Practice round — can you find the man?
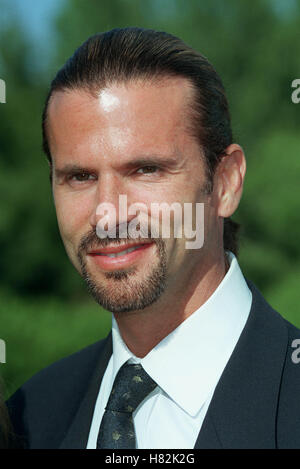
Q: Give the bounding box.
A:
[7,27,300,449]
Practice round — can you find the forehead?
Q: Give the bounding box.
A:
[47,77,196,162]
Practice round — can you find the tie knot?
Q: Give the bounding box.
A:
[106,362,157,414]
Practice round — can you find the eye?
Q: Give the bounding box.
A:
[68,172,97,184]
[136,166,159,175]
[71,172,93,180]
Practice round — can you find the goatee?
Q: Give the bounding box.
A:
[77,229,167,313]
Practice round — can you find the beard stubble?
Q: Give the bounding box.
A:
[77,229,167,314]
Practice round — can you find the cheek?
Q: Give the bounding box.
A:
[54,190,92,250]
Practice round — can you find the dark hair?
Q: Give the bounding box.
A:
[42,27,240,255]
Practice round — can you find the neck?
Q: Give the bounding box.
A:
[113,252,228,357]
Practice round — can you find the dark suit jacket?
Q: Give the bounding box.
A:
[6,281,300,449]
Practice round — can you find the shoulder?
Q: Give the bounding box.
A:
[277,319,300,448]
[10,336,110,400]
[247,279,300,373]
[7,335,112,448]
[248,280,300,448]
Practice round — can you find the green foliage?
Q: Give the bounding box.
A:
[0,289,111,397]
[0,0,300,387]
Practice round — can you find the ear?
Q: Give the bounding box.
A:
[214,144,246,218]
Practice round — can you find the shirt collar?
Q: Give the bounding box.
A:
[111,252,252,417]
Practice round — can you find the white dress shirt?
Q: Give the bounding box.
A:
[87,252,252,449]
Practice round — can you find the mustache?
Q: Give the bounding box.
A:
[77,224,157,255]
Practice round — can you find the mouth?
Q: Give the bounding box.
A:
[87,241,155,270]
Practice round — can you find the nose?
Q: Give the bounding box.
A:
[89,173,134,234]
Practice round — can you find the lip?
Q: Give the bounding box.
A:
[88,241,152,255]
[87,241,155,271]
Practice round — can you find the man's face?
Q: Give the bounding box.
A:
[47,78,221,314]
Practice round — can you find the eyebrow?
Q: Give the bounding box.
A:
[54,155,181,178]
[123,155,180,170]
[54,164,94,179]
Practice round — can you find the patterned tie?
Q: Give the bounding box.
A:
[97,362,157,449]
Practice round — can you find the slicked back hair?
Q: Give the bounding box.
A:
[42,27,240,255]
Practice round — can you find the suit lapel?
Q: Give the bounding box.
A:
[195,282,288,449]
[59,283,288,449]
[59,333,112,449]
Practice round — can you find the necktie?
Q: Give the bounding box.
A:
[97,362,157,449]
